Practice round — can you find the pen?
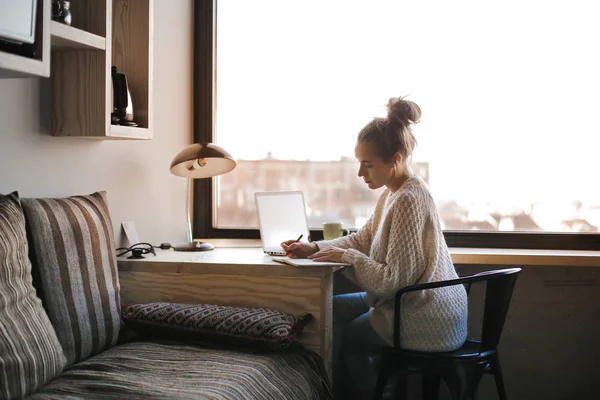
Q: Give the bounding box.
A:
[286,234,303,256]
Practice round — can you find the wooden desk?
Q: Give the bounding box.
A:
[117,239,600,383]
[117,247,341,377]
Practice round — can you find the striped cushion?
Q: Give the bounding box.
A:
[21,192,121,366]
[0,192,66,399]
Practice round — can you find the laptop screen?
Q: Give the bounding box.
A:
[254,191,311,253]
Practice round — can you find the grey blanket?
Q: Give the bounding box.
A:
[28,340,332,400]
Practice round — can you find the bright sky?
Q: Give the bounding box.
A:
[216,0,600,204]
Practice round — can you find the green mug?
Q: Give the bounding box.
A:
[323,222,349,240]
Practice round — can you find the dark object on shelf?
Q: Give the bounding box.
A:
[173,241,214,252]
[116,243,156,258]
[0,40,36,59]
[111,66,138,127]
[128,248,145,259]
[51,0,72,26]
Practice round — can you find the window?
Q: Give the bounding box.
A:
[195,0,600,249]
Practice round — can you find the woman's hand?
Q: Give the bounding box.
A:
[308,246,346,262]
[281,240,319,258]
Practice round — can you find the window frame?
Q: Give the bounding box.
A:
[192,1,600,251]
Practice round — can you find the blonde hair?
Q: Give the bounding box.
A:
[357,96,421,162]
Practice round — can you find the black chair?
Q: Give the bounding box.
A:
[373,267,522,400]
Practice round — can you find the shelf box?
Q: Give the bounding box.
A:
[50,22,106,51]
[51,0,153,140]
[112,0,153,132]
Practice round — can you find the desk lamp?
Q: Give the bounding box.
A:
[170,142,237,251]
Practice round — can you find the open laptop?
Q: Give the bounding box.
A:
[254,191,311,256]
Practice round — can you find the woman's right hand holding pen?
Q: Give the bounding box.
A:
[281,240,319,258]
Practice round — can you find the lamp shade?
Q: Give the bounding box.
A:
[170,142,237,179]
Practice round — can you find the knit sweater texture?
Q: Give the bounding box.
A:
[317,175,468,352]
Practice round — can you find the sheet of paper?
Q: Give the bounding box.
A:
[272,257,350,267]
[121,221,140,247]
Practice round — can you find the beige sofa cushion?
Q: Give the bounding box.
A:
[22,191,121,366]
[0,192,66,399]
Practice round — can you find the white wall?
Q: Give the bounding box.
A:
[0,0,194,247]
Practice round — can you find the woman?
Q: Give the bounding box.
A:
[281,96,468,399]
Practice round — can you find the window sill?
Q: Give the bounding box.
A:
[196,239,600,267]
[450,247,600,267]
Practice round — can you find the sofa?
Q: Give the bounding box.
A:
[0,192,332,400]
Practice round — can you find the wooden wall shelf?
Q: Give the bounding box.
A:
[51,0,153,140]
[50,21,106,51]
[1,0,153,140]
[0,0,50,78]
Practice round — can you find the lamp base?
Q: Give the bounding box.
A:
[173,241,214,252]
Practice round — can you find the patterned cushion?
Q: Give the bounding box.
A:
[21,191,122,366]
[0,192,66,399]
[122,302,313,351]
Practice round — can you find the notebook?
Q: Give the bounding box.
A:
[272,257,351,267]
[254,191,311,256]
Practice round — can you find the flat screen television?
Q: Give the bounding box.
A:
[0,0,39,58]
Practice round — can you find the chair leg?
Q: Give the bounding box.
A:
[373,353,393,400]
[393,374,408,400]
[422,373,440,400]
[490,353,507,400]
[443,364,484,400]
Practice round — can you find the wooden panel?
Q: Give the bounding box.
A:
[69,0,107,37]
[51,51,108,137]
[119,271,324,355]
[112,0,152,131]
[51,0,110,137]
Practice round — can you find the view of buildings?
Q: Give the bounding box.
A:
[216,155,599,233]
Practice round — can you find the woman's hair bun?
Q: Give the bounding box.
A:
[386,96,421,125]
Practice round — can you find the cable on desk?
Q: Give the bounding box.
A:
[116,242,156,258]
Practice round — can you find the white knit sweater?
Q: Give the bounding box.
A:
[317,175,468,352]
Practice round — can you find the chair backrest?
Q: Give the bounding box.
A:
[394,267,522,351]
[476,268,521,351]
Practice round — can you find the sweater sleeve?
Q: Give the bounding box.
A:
[314,213,373,255]
[341,192,427,298]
